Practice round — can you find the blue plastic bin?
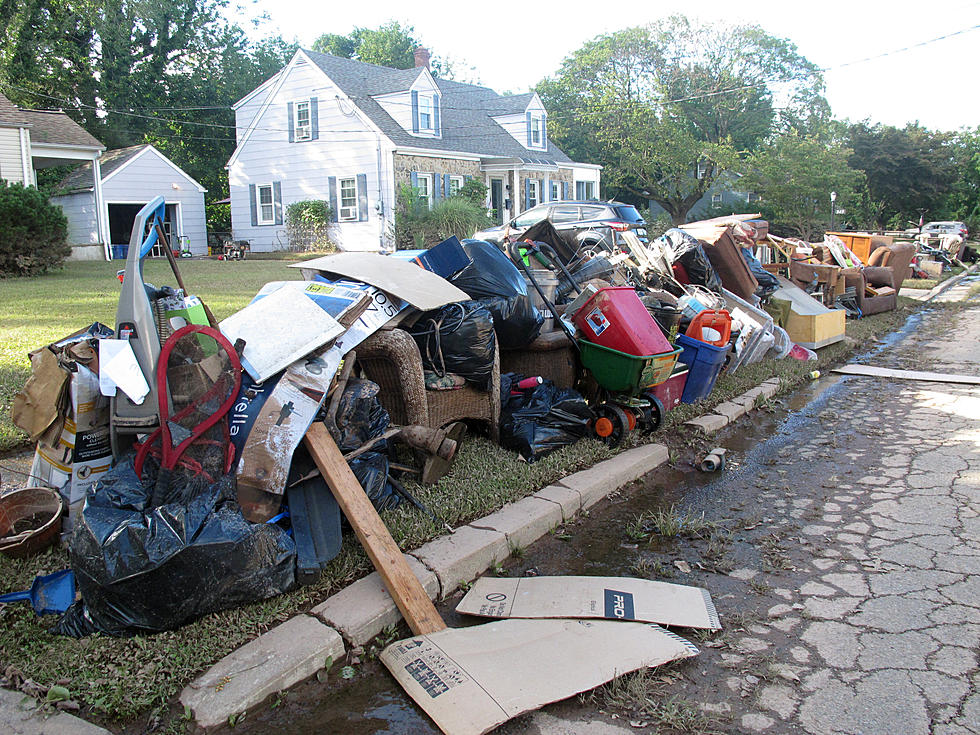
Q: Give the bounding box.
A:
[676,333,728,404]
[110,244,129,260]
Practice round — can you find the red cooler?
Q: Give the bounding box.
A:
[572,287,673,356]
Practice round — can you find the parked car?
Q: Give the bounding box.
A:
[473,200,648,254]
[920,221,969,240]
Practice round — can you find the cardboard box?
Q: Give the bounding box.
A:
[456,575,720,629]
[381,618,698,735]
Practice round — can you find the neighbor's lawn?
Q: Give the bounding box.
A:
[0,255,305,453]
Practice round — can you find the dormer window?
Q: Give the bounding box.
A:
[531,114,543,146]
[411,91,440,136]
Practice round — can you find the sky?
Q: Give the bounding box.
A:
[244,0,980,132]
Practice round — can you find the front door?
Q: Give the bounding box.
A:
[490,179,504,225]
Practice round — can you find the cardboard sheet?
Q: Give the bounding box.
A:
[381,618,698,735]
[456,576,721,630]
[290,252,469,311]
[834,364,980,385]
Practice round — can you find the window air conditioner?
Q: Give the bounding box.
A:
[340,206,358,220]
[295,125,312,141]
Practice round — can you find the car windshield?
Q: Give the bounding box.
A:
[613,205,645,223]
[513,208,548,229]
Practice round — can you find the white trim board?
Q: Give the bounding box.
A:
[834,364,980,385]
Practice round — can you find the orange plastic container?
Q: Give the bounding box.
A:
[685,309,732,347]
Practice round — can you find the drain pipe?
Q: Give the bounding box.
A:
[698,447,727,472]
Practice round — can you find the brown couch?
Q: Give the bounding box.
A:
[844,242,915,316]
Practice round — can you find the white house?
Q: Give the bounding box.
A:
[0,91,107,259]
[227,47,601,252]
[51,144,208,259]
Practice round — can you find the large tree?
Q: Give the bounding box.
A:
[537,15,828,223]
[312,21,443,73]
[846,122,957,229]
[740,131,864,240]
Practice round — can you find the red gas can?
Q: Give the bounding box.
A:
[572,287,673,357]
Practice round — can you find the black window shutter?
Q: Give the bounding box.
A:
[328,176,338,222]
[310,97,319,140]
[273,181,283,225]
[249,184,257,226]
[287,102,295,143]
[356,174,368,221]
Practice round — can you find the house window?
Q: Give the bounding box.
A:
[697,160,709,179]
[256,184,275,225]
[747,192,762,204]
[576,181,596,200]
[294,100,312,141]
[339,178,358,221]
[419,96,433,131]
[416,174,433,208]
[528,180,539,209]
[531,114,543,146]
[448,176,464,196]
[711,193,723,204]
[551,180,560,201]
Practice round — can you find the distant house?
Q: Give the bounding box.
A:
[0,91,106,259]
[227,47,601,252]
[52,144,208,259]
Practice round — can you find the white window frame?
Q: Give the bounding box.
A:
[581,181,596,200]
[339,177,358,221]
[448,175,464,196]
[551,180,560,201]
[746,191,761,204]
[418,95,434,131]
[528,180,539,209]
[711,192,723,204]
[294,100,312,142]
[256,183,275,225]
[416,174,433,209]
[530,114,544,147]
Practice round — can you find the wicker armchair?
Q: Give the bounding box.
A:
[356,328,500,442]
[500,330,578,389]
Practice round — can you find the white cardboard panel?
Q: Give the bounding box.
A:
[455,576,721,630]
[381,618,698,735]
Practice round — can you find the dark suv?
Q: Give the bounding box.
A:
[472,200,647,252]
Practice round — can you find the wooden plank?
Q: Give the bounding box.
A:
[304,422,447,635]
[834,364,980,385]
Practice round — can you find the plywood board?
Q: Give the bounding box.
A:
[290,252,469,311]
[381,618,698,735]
[834,364,980,385]
[455,576,720,630]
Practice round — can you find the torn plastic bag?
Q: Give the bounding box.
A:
[500,375,593,462]
[453,240,543,349]
[657,229,722,293]
[350,452,401,512]
[410,301,496,389]
[332,379,391,453]
[52,456,295,637]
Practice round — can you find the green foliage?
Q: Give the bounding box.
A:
[206,202,231,234]
[537,15,827,223]
[394,184,492,250]
[313,21,425,70]
[285,200,335,252]
[0,181,70,277]
[740,131,864,240]
[456,178,488,206]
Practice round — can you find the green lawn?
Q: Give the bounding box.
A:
[0,256,305,452]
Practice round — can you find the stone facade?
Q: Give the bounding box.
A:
[393,154,482,185]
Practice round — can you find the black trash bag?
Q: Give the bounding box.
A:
[332,379,391,453]
[409,301,496,389]
[52,457,295,637]
[658,229,723,293]
[453,240,543,349]
[740,247,780,298]
[499,374,593,462]
[349,452,401,512]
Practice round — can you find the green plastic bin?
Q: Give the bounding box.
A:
[578,339,682,394]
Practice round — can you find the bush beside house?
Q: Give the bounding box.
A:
[0,181,70,277]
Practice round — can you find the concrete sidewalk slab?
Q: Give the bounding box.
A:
[180,614,343,729]
[558,444,669,509]
[410,525,509,597]
[0,688,112,735]
[312,555,439,646]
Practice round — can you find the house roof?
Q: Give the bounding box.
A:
[302,50,572,164]
[18,108,103,148]
[0,91,31,127]
[55,144,205,194]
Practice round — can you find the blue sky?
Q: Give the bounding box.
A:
[245,0,980,132]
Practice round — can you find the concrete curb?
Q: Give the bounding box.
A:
[0,687,113,735]
[922,263,979,302]
[180,381,778,728]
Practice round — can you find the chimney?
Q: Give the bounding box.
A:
[414,46,431,71]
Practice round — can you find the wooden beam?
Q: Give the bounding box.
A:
[304,422,447,635]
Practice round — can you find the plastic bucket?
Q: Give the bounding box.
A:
[647,304,681,341]
[685,309,732,347]
[676,333,728,403]
[572,287,674,357]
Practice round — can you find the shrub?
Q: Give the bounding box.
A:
[0,181,70,277]
[394,183,493,250]
[285,199,336,252]
[206,201,231,234]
